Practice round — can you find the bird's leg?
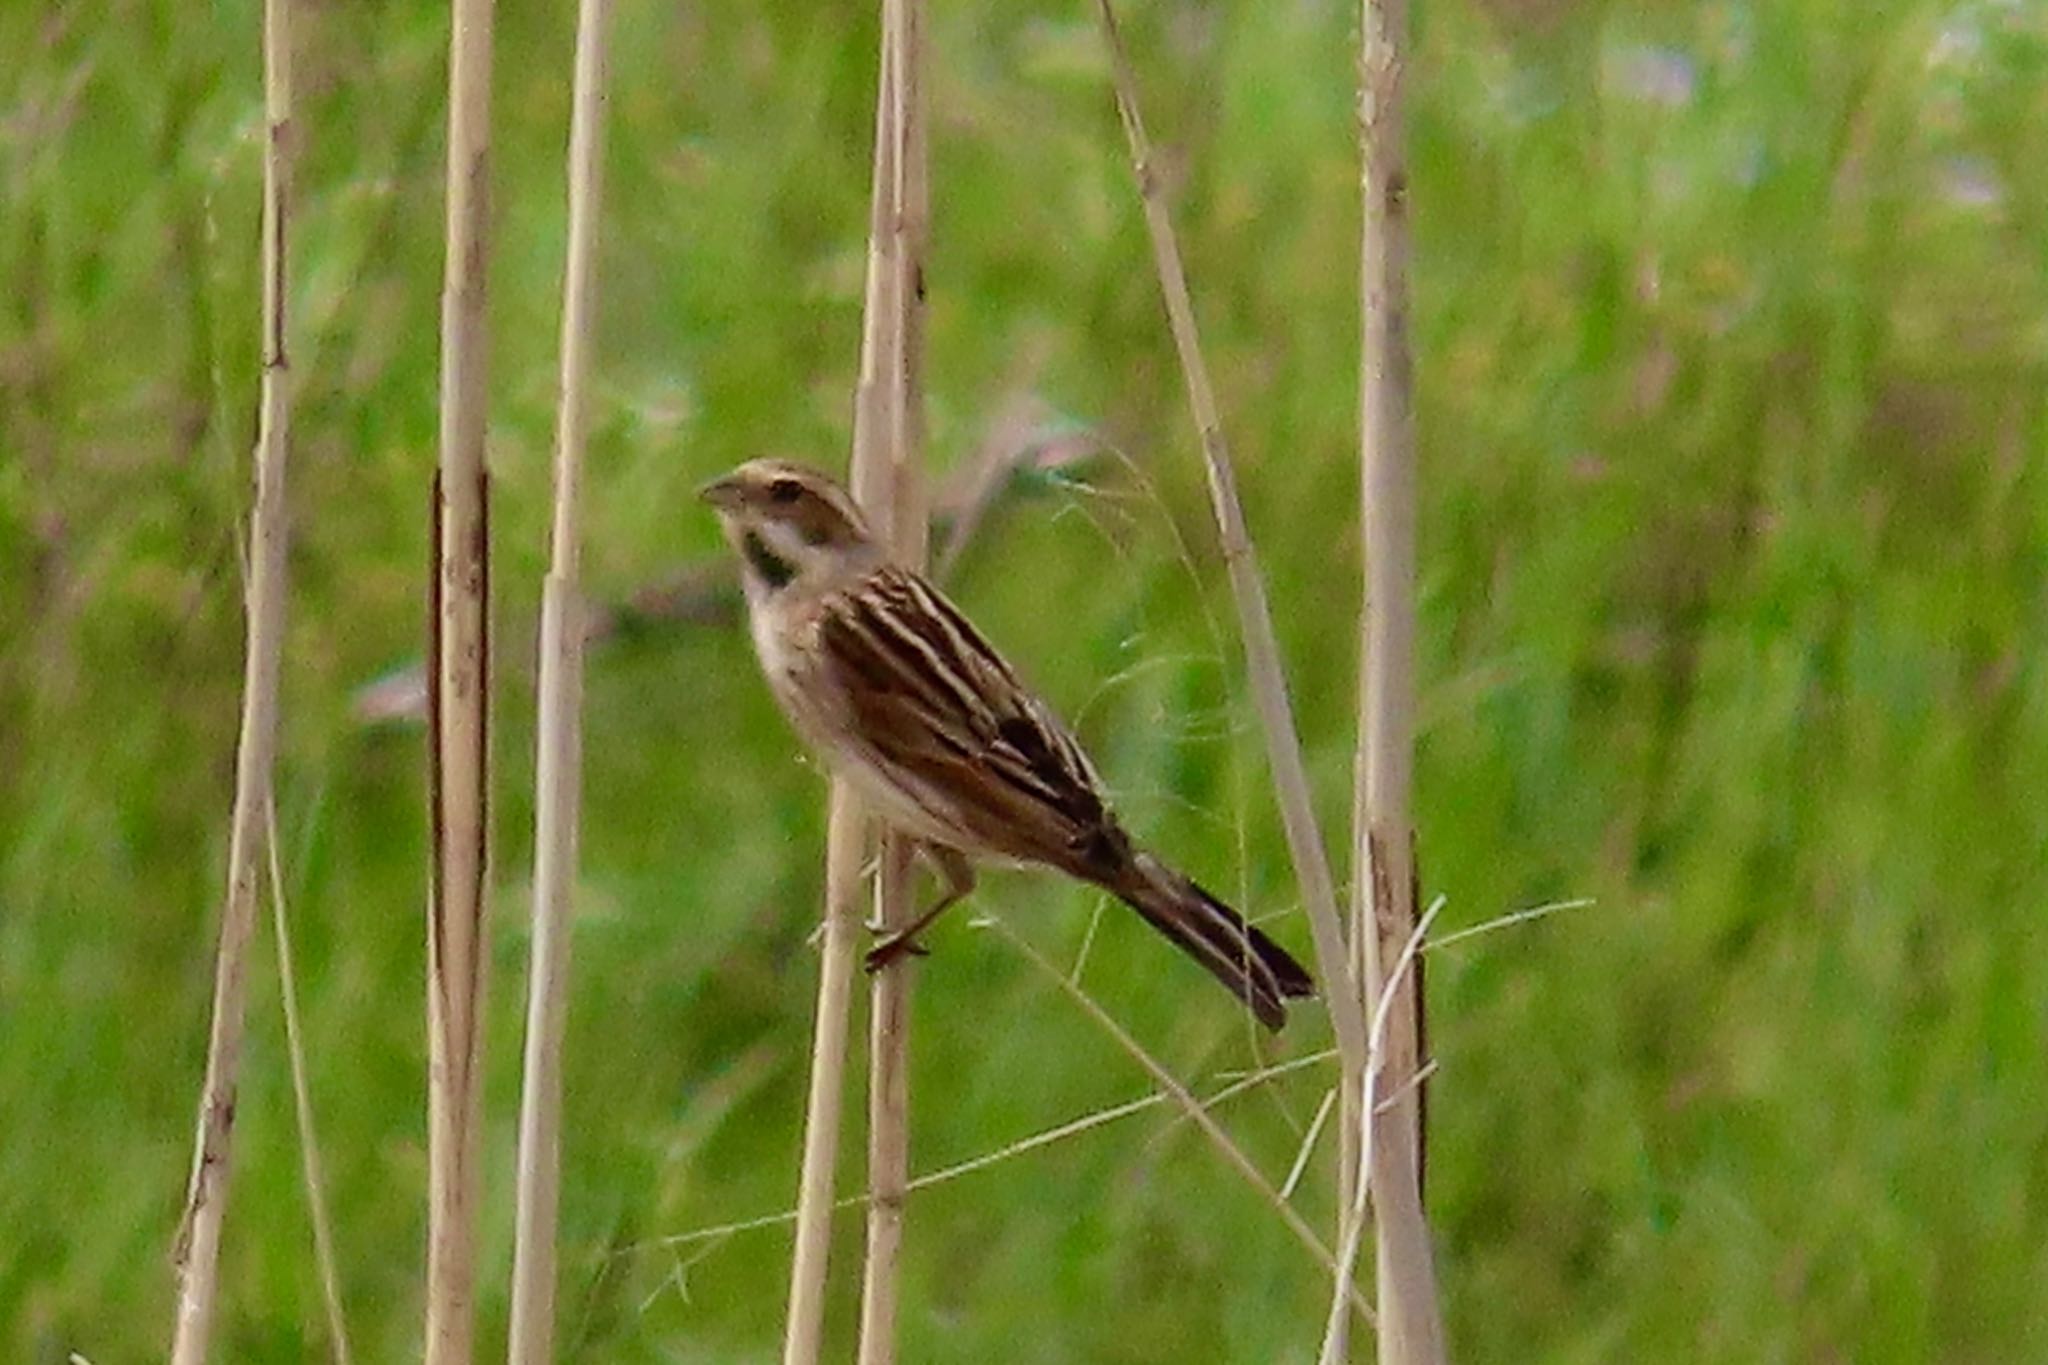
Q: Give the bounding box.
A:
[865,845,976,974]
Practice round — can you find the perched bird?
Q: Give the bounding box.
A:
[701,458,1314,1030]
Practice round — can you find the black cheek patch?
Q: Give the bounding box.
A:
[742,531,797,589]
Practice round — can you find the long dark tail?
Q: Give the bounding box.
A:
[1109,852,1315,1031]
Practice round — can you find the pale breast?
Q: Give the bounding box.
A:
[752,604,977,850]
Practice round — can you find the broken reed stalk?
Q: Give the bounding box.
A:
[507,0,610,1358]
[855,0,928,1359]
[266,798,354,1365]
[1087,0,1373,1305]
[168,0,293,1356]
[780,16,908,1356]
[1348,0,1447,1356]
[426,0,497,1358]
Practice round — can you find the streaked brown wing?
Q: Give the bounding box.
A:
[815,565,1118,869]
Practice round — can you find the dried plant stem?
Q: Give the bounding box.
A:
[1088,0,1367,1079]
[856,0,928,1359]
[858,834,914,1362]
[1349,0,1447,1354]
[1087,0,1374,1332]
[266,799,353,1365]
[507,0,609,1358]
[426,0,497,1358]
[781,6,916,1359]
[781,785,867,1365]
[169,0,292,1356]
[1321,899,1443,1365]
[991,920,1375,1328]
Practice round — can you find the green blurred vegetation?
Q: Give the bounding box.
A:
[5,0,2046,1359]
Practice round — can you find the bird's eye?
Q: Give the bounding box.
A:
[768,478,803,505]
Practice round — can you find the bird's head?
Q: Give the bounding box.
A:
[699,459,879,596]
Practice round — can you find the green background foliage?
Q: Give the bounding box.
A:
[4,0,2045,1359]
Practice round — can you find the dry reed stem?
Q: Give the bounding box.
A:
[859,833,917,1365]
[1087,0,1370,1121]
[781,6,915,1359]
[1086,4,1377,1340]
[1320,897,1444,1365]
[990,919,1375,1328]
[857,0,928,1358]
[426,0,497,1357]
[507,0,609,1357]
[265,799,353,1365]
[781,784,868,1365]
[168,0,293,1355]
[1349,0,1447,1353]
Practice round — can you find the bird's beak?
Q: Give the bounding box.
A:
[697,475,744,511]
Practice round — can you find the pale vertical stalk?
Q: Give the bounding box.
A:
[267,799,354,1365]
[1088,0,1371,1263]
[507,0,609,1357]
[781,10,903,1359]
[781,787,867,1365]
[1320,901,1443,1365]
[426,0,497,1358]
[1347,0,1447,1354]
[856,0,927,1356]
[168,0,293,1357]
[856,834,916,1365]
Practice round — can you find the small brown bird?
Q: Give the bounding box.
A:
[701,458,1314,1030]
